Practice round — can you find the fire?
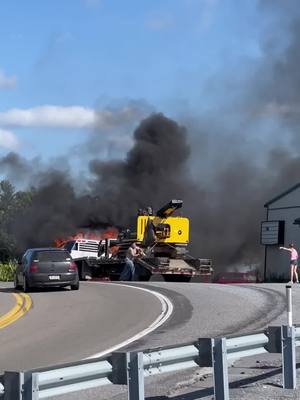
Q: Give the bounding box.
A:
[54,227,119,248]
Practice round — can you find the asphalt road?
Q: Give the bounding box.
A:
[0,290,15,316]
[0,282,164,373]
[124,282,290,351]
[0,281,298,399]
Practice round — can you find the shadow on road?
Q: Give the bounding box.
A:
[0,286,70,294]
[0,287,16,293]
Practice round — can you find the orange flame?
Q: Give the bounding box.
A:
[54,227,119,248]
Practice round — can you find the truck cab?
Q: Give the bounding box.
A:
[64,239,100,260]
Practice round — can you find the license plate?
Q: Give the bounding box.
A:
[49,275,60,280]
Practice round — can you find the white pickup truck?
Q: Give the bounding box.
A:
[64,239,100,260]
[63,238,116,280]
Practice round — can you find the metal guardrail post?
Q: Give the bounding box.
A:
[4,371,23,400]
[281,325,296,389]
[4,371,39,400]
[110,352,128,385]
[23,372,39,400]
[286,285,293,327]
[212,338,229,400]
[266,326,281,353]
[127,352,144,400]
[197,338,213,367]
[110,351,145,399]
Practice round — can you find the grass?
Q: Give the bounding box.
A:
[0,261,16,281]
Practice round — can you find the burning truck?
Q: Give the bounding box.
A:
[60,200,213,282]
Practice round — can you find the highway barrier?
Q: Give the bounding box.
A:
[1,323,300,399]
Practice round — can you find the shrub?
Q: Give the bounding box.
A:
[0,261,16,281]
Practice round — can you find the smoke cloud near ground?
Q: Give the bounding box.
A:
[2,1,300,272]
[4,111,299,271]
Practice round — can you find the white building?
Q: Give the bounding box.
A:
[262,183,300,281]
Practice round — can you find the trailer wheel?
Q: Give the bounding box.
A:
[180,276,192,283]
[77,261,92,281]
[76,261,83,280]
[70,281,80,290]
[139,272,151,281]
[134,262,151,281]
[14,274,21,290]
[163,275,191,282]
[23,276,30,292]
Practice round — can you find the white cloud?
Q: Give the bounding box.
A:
[0,104,147,129]
[0,129,20,150]
[0,69,16,89]
[0,106,96,128]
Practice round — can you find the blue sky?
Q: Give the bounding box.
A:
[0,0,268,162]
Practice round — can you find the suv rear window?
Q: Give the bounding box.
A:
[35,251,71,262]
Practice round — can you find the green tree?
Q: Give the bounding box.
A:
[0,180,32,262]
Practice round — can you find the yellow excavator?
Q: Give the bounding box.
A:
[74,200,213,282]
[116,200,213,282]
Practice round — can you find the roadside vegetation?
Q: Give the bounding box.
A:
[0,180,33,280]
[0,261,17,281]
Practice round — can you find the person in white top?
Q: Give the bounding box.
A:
[279,243,299,283]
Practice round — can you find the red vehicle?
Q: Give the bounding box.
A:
[214,271,259,284]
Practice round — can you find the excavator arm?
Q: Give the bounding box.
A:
[136,200,189,245]
[156,199,183,218]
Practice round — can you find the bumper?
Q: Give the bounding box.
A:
[28,272,79,287]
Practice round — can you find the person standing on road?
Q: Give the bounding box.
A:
[279,243,299,283]
[119,242,145,281]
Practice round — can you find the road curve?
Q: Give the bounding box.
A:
[124,282,290,352]
[0,281,295,379]
[52,282,299,400]
[0,282,166,373]
[0,292,31,329]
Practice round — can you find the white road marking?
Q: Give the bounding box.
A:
[86,282,173,359]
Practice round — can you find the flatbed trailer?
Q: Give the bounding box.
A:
[74,256,213,282]
[73,239,213,282]
[72,256,125,281]
[134,256,213,282]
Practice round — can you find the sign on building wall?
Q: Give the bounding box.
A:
[261,220,285,245]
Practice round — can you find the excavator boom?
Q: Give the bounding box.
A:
[156,199,183,218]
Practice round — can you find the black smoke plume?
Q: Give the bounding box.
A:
[10,114,193,252]
[3,2,300,271]
[4,111,294,271]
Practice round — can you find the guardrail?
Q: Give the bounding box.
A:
[1,323,300,400]
[1,284,299,399]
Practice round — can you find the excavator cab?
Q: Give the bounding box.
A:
[136,200,189,245]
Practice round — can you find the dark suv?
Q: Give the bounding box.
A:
[14,248,80,292]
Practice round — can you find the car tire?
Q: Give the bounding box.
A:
[14,275,20,290]
[23,276,30,293]
[70,281,80,291]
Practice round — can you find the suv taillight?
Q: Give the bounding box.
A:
[29,262,38,273]
[69,261,77,272]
